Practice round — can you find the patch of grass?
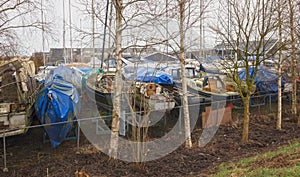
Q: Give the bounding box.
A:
[211,140,300,177]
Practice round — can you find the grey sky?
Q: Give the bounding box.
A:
[20,0,218,56]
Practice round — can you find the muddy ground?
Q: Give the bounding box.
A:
[0,103,299,177]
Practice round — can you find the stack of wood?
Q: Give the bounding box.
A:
[1,71,19,102]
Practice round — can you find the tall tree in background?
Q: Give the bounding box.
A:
[287,0,297,120]
[297,4,300,127]
[276,0,282,130]
[109,0,123,158]
[77,0,211,154]
[178,0,192,148]
[172,0,210,148]
[211,0,278,143]
[0,0,52,56]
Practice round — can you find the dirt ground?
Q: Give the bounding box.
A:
[0,103,299,177]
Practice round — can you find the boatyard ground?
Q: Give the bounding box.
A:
[0,101,299,176]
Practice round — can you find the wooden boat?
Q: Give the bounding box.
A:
[188,74,240,100]
[124,65,181,114]
[130,82,176,113]
[0,58,42,137]
[168,66,239,101]
[83,69,115,111]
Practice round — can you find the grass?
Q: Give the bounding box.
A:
[212,140,300,177]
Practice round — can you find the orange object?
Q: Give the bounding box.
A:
[146,83,156,96]
[226,85,235,92]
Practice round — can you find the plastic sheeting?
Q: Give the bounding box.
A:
[35,74,81,148]
[79,68,93,74]
[45,65,85,90]
[133,66,174,84]
[81,68,104,89]
[238,66,284,94]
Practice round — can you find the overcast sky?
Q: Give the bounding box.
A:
[19,0,218,56]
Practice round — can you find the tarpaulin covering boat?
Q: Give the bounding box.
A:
[238,66,284,94]
[134,66,174,85]
[35,74,80,147]
[45,65,86,91]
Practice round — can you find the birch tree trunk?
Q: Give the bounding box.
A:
[241,95,250,143]
[179,0,192,148]
[109,0,123,158]
[276,0,282,130]
[288,0,297,119]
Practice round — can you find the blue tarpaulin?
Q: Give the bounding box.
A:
[35,74,80,148]
[134,66,174,84]
[238,66,284,94]
[79,68,93,74]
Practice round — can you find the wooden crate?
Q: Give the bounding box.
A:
[202,105,232,128]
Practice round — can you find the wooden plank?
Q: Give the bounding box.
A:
[202,105,232,128]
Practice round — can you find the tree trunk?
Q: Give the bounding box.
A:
[276,0,282,130]
[277,67,282,130]
[179,0,192,148]
[242,96,250,144]
[298,108,300,127]
[288,0,297,118]
[109,0,123,158]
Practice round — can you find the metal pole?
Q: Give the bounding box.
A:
[92,0,95,68]
[166,0,168,54]
[3,131,8,172]
[41,0,45,66]
[216,100,219,125]
[69,0,73,63]
[80,19,83,63]
[269,94,272,112]
[227,0,230,40]
[101,0,110,69]
[63,0,66,64]
[200,0,203,57]
[77,120,80,151]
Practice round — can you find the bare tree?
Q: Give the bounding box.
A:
[76,0,210,156]
[211,0,278,143]
[178,0,192,148]
[107,0,165,159]
[0,0,52,56]
[288,0,300,126]
[276,0,283,130]
[109,0,123,159]
[287,0,297,120]
[296,4,300,127]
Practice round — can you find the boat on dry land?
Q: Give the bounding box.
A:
[167,64,239,101]
[0,58,42,137]
[34,66,81,147]
[126,66,179,115]
[83,69,115,111]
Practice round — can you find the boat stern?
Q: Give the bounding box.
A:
[0,103,32,137]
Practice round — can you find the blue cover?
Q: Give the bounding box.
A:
[79,68,93,74]
[238,66,284,94]
[35,74,80,148]
[134,66,174,84]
